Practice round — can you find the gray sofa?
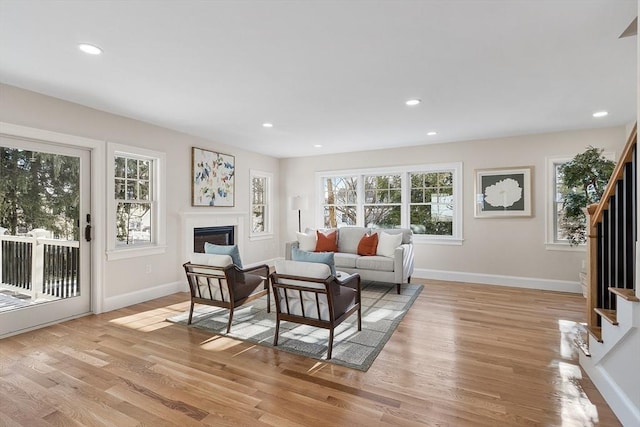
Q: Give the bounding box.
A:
[286,227,415,294]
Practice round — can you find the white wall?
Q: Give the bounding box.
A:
[279,126,628,289]
[0,83,281,306]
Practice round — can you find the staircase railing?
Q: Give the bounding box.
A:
[586,123,637,341]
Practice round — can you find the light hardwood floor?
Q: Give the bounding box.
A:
[0,279,621,426]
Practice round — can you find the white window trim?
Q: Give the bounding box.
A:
[545,152,614,252]
[249,169,274,240]
[106,142,166,260]
[315,162,463,244]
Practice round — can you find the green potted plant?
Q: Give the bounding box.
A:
[558,146,616,246]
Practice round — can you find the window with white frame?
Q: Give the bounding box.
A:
[107,143,166,260]
[318,163,463,243]
[322,176,358,228]
[364,174,402,228]
[409,171,454,236]
[546,153,614,248]
[250,170,272,236]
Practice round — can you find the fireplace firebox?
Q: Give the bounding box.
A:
[193,226,235,253]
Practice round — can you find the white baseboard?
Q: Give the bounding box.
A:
[580,357,640,427]
[102,281,185,313]
[413,268,582,293]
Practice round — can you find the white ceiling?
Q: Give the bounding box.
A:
[0,0,637,158]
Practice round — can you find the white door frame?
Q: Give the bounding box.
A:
[0,122,105,319]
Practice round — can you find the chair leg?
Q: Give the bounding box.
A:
[396,283,401,294]
[357,306,362,331]
[327,329,334,359]
[188,301,195,325]
[226,308,234,333]
[267,285,271,313]
[273,319,280,346]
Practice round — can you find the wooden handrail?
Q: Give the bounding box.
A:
[591,123,637,225]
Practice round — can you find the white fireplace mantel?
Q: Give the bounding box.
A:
[180,211,248,262]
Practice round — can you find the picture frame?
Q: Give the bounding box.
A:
[474,166,533,218]
[192,147,235,207]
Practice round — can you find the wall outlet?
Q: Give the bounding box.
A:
[145,264,151,274]
[581,260,586,270]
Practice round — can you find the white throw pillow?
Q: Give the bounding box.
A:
[376,232,403,258]
[296,231,317,251]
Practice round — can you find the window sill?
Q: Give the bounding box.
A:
[106,245,167,261]
[545,243,586,252]
[249,233,274,241]
[413,236,464,246]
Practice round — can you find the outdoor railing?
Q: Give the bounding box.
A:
[0,235,80,301]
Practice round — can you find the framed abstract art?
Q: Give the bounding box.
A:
[474,166,532,218]
[192,147,235,206]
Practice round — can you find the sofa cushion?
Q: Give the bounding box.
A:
[356,255,395,272]
[337,227,369,254]
[291,247,336,276]
[204,243,243,268]
[357,232,379,256]
[316,230,338,252]
[296,231,317,251]
[373,228,412,244]
[376,231,402,258]
[334,252,359,268]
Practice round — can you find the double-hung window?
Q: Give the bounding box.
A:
[250,170,273,237]
[364,174,402,228]
[409,171,454,236]
[107,143,166,260]
[322,176,358,228]
[318,163,463,243]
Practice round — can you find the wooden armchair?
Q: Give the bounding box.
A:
[270,260,361,359]
[183,253,270,333]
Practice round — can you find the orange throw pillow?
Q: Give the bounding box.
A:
[357,233,379,256]
[315,230,338,252]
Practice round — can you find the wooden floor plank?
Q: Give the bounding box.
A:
[0,279,622,426]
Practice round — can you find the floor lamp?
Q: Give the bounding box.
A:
[291,195,307,232]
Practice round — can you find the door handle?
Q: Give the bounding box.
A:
[84,224,92,242]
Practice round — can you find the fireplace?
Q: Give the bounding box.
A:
[193,226,235,253]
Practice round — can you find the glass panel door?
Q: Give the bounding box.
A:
[0,136,91,337]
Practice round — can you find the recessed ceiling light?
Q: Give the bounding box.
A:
[592,111,608,118]
[313,144,323,148]
[262,123,273,128]
[427,131,437,136]
[78,43,102,55]
[405,99,421,106]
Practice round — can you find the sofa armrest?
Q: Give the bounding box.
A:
[393,243,415,283]
[285,240,300,260]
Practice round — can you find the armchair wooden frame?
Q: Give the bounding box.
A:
[269,272,361,359]
[183,262,270,333]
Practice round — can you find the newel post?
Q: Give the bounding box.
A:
[586,204,599,332]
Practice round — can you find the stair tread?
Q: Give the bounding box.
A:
[593,308,618,325]
[608,287,640,302]
[587,326,603,343]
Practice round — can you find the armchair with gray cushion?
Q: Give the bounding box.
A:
[183,253,270,333]
[270,260,361,359]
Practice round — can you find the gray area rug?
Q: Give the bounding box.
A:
[167,281,423,371]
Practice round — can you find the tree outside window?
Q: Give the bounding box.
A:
[409,171,454,236]
[322,176,357,228]
[251,175,268,234]
[364,174,401,228]
[115,155,152,246]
